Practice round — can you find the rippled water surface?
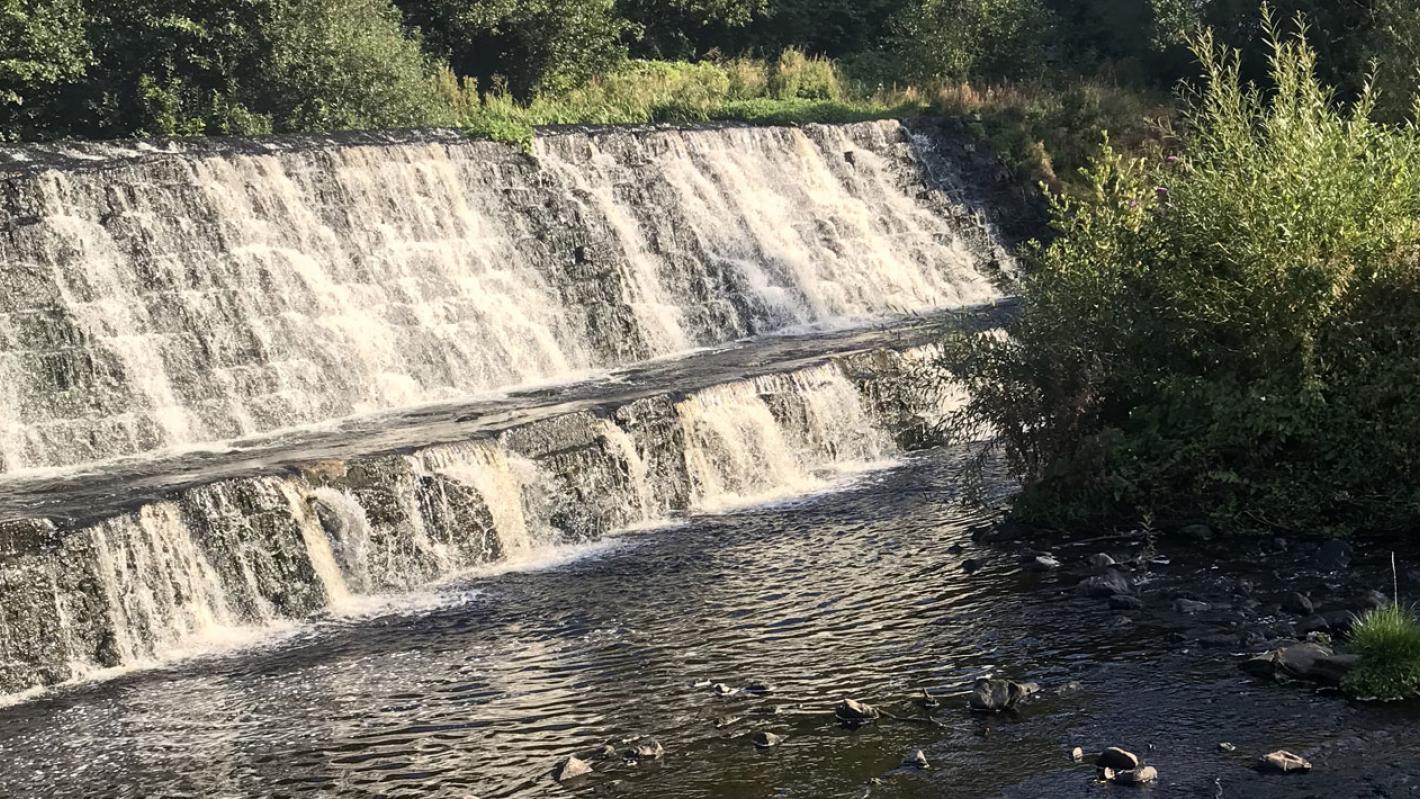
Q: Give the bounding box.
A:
[2,451,1418,799]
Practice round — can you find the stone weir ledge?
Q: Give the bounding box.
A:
[0,304,1008,695]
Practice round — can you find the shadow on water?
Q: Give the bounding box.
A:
[0,449,1417,798]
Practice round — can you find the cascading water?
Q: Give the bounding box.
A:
[0,120,1009,472]
[0,118,1020,702]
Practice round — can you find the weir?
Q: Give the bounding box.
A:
[0,119,1023,699]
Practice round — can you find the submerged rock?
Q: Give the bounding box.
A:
[1173,598,1210,614]
[1028,555,1062,572]
[1283,592,1315,616]
[1070,746,1085,763]
[1258,751,1312,774]
[554,756,593,782]
[626,740,665,762]
[835,698,880,728]
[1114,765,1159,784]
[969,678,1035,712]
[1086,553,1117,568]
[915,689,940,709]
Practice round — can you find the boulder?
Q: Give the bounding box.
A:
[1097,747,1141,771]
[835,698,880,728]
[1241,642,1346,684]
[1109,595,1145,611]
[1314,539,1352,572]
[751,731,783,749]
[1257,751,1312,774]
[554,756,593,782]
[1282,592,1314,616]
[1308,654,1360,686]
[968,678,1035,712]
[1078,569,1132,598]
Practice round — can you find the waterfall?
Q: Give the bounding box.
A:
[0,120,1008,472]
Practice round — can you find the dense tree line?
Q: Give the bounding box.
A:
[1,0,1416,140]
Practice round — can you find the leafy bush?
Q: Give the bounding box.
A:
[931,19,1420,535]
[889,0,1056,84]
[1343,605,1420,700]
[769,48,842,101]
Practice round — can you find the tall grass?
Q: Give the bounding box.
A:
[1344,605,1420,700]
[436,50,920,148]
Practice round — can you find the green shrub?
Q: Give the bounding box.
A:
[931,18,1420,535]
[769,48,843,101]
[1343,605,1420,700]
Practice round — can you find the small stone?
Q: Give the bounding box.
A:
[1071,746,1085,763]
[1029,555,1062,571]
[903,749,930,769]
[1097,747,1141,771]
[963,558,982,574]
[1283,592,1314,616]
[691,679,713,689]
[1257,751,1312,774]
[1114,765,1158,784]
[714,715,742,729]
[1273,537,1289,551]
[598,744,618,759]
[947,543,965,555]
[1174,598,1211,614]
[915,689,940,708]
[626,740,664,761]
[745,681,775,695]
[712,683,738,696]
[1218,742,1237,752]
[1086,553,1116,568]
[751,731,783,749]
[835,698,880,728]
[554,756,593,782]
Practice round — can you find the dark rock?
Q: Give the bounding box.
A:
[1314,539,1352,572]
[903,749,930,769]
[1357,589,1392,611]
[1178,523,1214,542]
[1109,595,1145,611]
[1196,632,1240,649]
[835,698,880,728]
[1282,592,1314,616]
[1174,598,1211,614]
[554,756,593,782]
[712,682,738,696]
[1086,553,1117,568]
[968,678,1034,712]
[744,681,775,695]
[1241,642,1343,684]
[1257,751,1312,774]
[751,731,783,749]
[843,150,858,166]
[1308,654,1359,686]
[947,543,965,555]
[1233,579,1256,597]
[1273,537,1289,551]
[1297,614,1332,636]
[1097,747,1141,771]
[963,558,982,574]
[1078,569,1132,598]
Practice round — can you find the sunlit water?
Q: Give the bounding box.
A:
[1,451,1417,799]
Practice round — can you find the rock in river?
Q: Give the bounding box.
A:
[554,756,593,782]
[969,678,1036,712]
[1314,539,1352,572]
[751,731,783,749]
[626,740,665,762]
[835,698,880,728]
[1282,592,1314,616]
[1241,642,1356,685]
[1113,765,1159,784]
[903,749,930,769]
[1258,751,1312,774]
[1078,569,1132,598]
[1110,595,1145,610]
[1173,598,1210,614]
[1097,747,1141,771]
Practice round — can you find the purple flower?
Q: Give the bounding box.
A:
[1166,154,1179,164]
[1155,186,1169,198]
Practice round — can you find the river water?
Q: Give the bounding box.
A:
[2,450,1416,799]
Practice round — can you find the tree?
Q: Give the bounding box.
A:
[890,0,1057,83]
[0,0,91,139]
[396,0,631,100]
[1370,0,1420,120]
